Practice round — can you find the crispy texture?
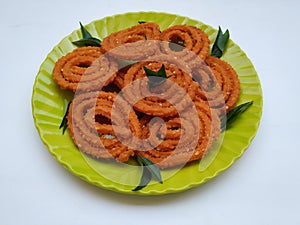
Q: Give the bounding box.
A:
[136,101,221,169]
[113,66,128,89]
[53,46,118,92]
[205,56,240,111]
[53,23,241,169]
[67,91,141,162]
[191,56,240,115]
[122,54,198,117]
[160,25,210,61]
[101,22,161,60]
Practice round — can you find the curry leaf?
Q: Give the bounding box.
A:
[132,155,163,191]
[138,155,163,183]
[211,26,230,58]
[59,101,72,134]
[144,64,173,88]
[221,101,253,131]
[72,22,101,47]
[132,165,152,191]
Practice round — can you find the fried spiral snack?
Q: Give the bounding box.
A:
[192,59,225,112]
[53,46,118,92]
[159,25,210,61]
[52,22,241,169]
[205,56,240,111]
[191,56,240,113]
[122,54,198,117]
[113,66,129,89]
[101,22,161,60]
[67,91,141,162]
[136,101,221,169]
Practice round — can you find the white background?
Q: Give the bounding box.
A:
[1,0,300,224]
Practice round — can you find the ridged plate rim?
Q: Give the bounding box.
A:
[32,11,263,195]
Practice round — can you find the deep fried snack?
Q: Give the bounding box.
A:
[192,56,240,113]
[159,25,210,61]
[205,56,240,111]
[136,100,221,169]
[101,22,161,60]
[194,87,226,117]
[67,91,141,162]
[192,60,225,112]
[122,54,198,117]
[113,66,129,89]
[53,46,118,92]
[53,22,242,169]
[194,98,221,142]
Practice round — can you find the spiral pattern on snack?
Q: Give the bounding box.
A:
[122,54,198,117]
[136,100,220,169]
[52,22,242,170]
[205,56,240,111]
[159,25,210,61]
[101,22,161,60]
[67,91,141,162]
[53,46,118,92]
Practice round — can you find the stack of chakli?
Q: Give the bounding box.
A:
[52,22,240,169]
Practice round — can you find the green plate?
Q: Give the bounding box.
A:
[31,12,263,195]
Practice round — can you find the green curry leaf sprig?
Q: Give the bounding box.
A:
[72,22,101,47]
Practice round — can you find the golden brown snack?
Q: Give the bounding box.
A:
[191,56,240,114]
[52,21,241,169]
[53,46,118,92]
[67,91,141,162]
[122,54,198,117]
[192,60,225,113]
[159,25,210,61]
[205,56,240,111]
[112,66,129,89]
[194,98,221,142]
[136,100,221,169]
[101,22,161,60]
